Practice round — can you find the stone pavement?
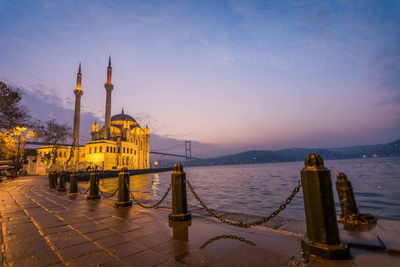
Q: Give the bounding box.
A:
[0,176,399,266]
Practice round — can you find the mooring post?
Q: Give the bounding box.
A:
[301,153,349,260]
[69,172,79,194]
[336,173,359,219]
[58,171,66,192]
[87,170,101,199]
[169,163,191,221]
[49,172,56,189]
[115,167,132,207]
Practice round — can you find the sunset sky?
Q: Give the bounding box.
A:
[1,0,399,155]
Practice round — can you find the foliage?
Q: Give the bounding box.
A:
[0,126,36,169]
[37,119,72,166]
[0,131,17,160]
[0,81,28,131]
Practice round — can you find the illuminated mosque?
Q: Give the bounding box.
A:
[37,57,150,170]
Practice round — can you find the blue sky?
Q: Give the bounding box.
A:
[0,0,399,155]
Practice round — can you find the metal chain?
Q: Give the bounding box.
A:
[78,185,90,194]
[97,179,119,198]
[186,178,301,228]
[127,179,171,209]
[200,234,255,249]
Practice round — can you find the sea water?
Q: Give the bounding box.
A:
[94,157,400,221]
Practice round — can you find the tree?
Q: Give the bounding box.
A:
[38,119,72,167]
[0,127,36,169]
[0,81,28,131]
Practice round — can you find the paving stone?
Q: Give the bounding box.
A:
[33,219,68,229]
[110,222,142,233]
[158,259,189,267]
[4,230,43,243]
[132,216,153,224]
[7,251,61,267]
[74,223,106,234]
[52,236,89,250]
[68,250,115,266]
[40,225,71,236]
[153,239,190,258]
[95,234,132,248]
[61,215,90,225]
[123,227,155,240]
[121,249,169,267]
[137,232,172,249]
[175,249,217,266]
[58,241,100,259]
[47,231,89,250]
[100,260,125,267]
[4,236,54,262]
[108,240,148,258]
[85,229,116,240]
[3,221,37,236]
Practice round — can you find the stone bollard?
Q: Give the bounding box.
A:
[58,171,66,192]
[169,164,191,221]
[301,153,349,260]
[87,171,101,199]
[115,167,132,207]
[48,172,56,189]
[336,173,359,219]
[69,172,79,194]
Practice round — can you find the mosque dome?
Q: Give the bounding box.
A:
[111,108,137,123]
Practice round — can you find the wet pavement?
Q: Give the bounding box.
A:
[0,176,399,266]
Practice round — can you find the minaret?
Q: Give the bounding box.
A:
[104,55,114,139]
[73,62,83,149]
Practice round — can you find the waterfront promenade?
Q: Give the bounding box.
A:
[0,176,399,266]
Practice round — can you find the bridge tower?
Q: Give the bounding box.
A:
[185,141,192,160]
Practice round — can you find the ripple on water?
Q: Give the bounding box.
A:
[98,157,400,221]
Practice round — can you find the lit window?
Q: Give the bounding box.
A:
[89,147,91,153]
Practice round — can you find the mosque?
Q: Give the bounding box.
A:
[37,57,150,170]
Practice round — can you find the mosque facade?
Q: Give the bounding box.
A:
[37,58,150,170]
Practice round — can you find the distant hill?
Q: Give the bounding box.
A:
[184,139,400,167]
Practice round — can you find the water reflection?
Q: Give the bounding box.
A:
[152,173,160,196]
[200,234,255,249]
[169,220,191,242]
[82,173,168,201]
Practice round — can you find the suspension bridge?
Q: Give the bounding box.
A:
[25,140,200,160]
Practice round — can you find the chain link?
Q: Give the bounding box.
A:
[97,179,119,198]
[186,178,301,228]
[78,185,90,194]
[127,179,171,209]
[200,234,255,249]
